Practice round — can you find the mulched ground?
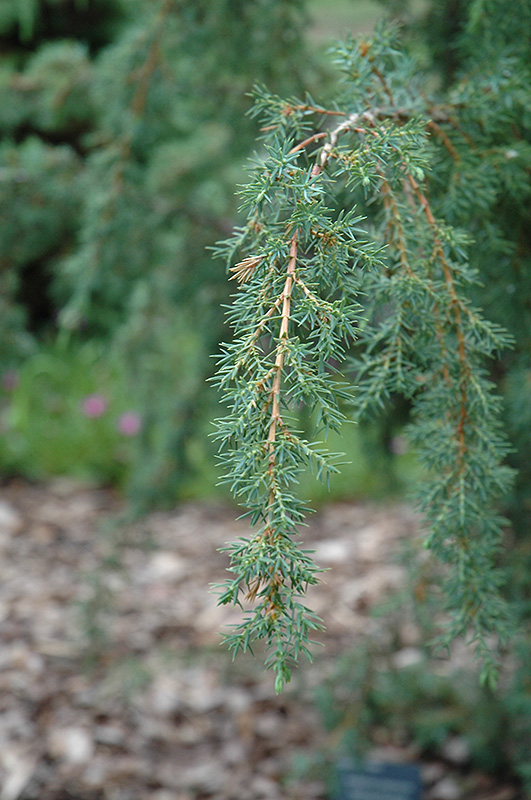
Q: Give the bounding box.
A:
[0,480,522,800]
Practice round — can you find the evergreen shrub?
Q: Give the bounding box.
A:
[1,0,530,787]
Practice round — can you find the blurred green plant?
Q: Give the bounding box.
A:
[0,340,141,484]
[0,0,318,508]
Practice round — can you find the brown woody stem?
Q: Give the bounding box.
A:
[267,230,299,499]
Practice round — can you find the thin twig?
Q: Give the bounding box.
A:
[288,132,328,155]
[427,120,460,163]
[293,104,346,117]
[311,111,376,176]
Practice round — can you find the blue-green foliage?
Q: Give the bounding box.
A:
[213,14,528,690]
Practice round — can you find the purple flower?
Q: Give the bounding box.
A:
[81,394,107,418]
[117,412,142,436]
[1,370,19,392]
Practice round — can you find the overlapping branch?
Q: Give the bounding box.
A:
[215,35,513,689]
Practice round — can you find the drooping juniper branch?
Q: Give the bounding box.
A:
[216,37,513,689]
[406,173,470,458]
[354,65,472,465]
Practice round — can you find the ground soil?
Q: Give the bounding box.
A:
[0,480,522,800]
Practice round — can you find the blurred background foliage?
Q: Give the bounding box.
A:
[2,0,531,792]
[0,0,424,508]
[0,0,315,506]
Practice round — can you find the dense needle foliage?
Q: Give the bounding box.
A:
[214,7,530,691]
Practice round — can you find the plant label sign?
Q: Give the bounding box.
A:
[336,760,422,800]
